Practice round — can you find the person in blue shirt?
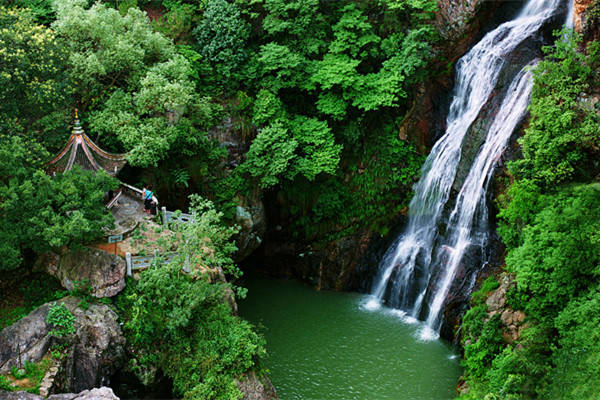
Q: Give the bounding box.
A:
[142,185,154,214]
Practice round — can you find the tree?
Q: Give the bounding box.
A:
[510,30,600,186]
[53,0,214,167]
[0,7,71,151]
[0,135,117,271]
[117,196,265,399]
[193,0,250,92]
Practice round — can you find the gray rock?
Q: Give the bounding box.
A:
[47,387,119,400]
[235,370,278,400]
[234,195,266,262]
[36,248,125,298]
[52,298,125,394]
[0,391,42,400]
[486,274,515,313]
[0,298,125,394]
[0,387,120,400]
[0,303,54,373]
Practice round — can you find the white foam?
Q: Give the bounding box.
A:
[418,326,440,341]
[361,298,381,311]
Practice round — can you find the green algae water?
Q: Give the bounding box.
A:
[238,276,462,400]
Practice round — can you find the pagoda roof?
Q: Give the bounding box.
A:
[48,118,127,177]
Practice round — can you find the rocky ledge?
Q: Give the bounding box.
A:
[0,297,125,394]
[35,249,125,298]
[0,387,118,400]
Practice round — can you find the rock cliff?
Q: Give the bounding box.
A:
[0,297,125,394]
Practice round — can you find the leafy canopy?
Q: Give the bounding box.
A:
[116,196,265,400]
[0,135,117,271]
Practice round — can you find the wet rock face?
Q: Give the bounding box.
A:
[0,297,125,394]
[234,193,267,262]
[208,117,266,263]
[436,0,506,42]
[574,0,600,40]
[35,248,126,298]
[257,225,378,291]
[235,370,278,400]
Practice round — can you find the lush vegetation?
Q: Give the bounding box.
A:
[459,30,600,399]
[0,0,448,398]
[0,359,53,394]
[0,137,117,271]
[115,197,265,400]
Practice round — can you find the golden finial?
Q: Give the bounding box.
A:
[75,108,78,119]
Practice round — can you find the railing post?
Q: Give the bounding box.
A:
[126,252,132,276]
[162,206,167,225]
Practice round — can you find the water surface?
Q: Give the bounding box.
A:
[239,276,462,400]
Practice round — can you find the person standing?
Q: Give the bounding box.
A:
[142,185,153,214]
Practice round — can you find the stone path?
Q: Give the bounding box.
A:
[38,358,60,397]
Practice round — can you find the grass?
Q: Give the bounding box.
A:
[0,358,53,394]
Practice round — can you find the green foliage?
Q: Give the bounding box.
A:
[214,0,435,237]
[118,267,264,399]
[113,195,263,398]
[0,272,66,329]
[175,195,241,279]
[471,277,500,304]
[0,359,52,394]
[193,0,249,92]
[0,7,71,150]
[506,184,600,324]
[460,277,503,381]
[4,0,54,23]
[461,32,600,399]
[52,0,220,167]
[241,122,297,188]
[46,302,76,337]
[0,136,117,270]
[0,376,12,391]
[545,288,600,399]
[509,29,600,187]
[279,121,423,239]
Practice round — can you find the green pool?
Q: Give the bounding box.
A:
[238,276,463,400]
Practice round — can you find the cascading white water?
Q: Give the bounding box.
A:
[420,64,537,339]
[565,0,574,28]
[366,0,564,339]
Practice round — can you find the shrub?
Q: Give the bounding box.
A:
[46,302,75,338]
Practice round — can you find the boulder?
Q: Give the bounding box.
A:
[47,387,119,400]
[52,298,125,394]
[36,248,125,298]
[486,274,515,314]
[0,387,119,400]
[235,370,278,400]
[0,297,125,394]
[0,392,43,400]
[0,303,54,373]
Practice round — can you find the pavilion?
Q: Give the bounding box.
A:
[47,111,151,236]
[47,111,127,177]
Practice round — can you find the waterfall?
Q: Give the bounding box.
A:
[565,0,574,28]
[366,0,563,339]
